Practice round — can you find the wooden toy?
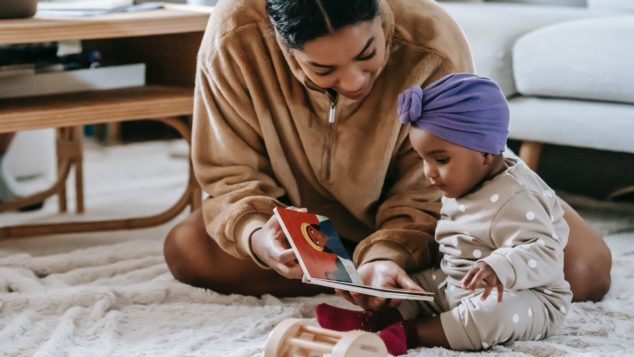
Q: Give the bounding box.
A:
[265,318,388,357]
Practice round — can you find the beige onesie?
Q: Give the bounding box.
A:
[399,158,572,350]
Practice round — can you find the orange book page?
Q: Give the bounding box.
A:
[275,207,355,283]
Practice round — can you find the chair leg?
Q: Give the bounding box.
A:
[519,141,543,171]
[56,128,68,213]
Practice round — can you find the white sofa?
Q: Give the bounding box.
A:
[439,0,634,172]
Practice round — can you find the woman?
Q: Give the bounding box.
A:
[164,0,611,305]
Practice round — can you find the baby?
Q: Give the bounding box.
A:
[316,73,572,354]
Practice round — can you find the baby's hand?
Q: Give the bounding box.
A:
[460,262,504,303]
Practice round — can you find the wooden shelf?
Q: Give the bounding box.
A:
[0,6,210,45]
[0,86,194,133]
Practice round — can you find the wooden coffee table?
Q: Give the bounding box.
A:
[0,5,210,238]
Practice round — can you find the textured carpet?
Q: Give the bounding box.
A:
[0,141,632,356]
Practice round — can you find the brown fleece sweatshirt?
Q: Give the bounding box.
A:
[192,0,474,272]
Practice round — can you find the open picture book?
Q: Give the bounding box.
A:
[273,207,434,301]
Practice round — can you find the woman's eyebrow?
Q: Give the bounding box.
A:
[307,36,376,68]
[354,37,375,59]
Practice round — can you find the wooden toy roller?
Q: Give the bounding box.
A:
[265,318,388,357]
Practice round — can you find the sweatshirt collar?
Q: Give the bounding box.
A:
[276,0,395,96]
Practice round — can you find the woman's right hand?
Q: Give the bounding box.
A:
[250,214,304,279]
[336,260,424,311]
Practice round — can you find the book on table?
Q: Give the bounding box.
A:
[37,0,163,16]
[273,207,434,301]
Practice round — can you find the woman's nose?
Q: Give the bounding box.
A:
[338,67,366,93]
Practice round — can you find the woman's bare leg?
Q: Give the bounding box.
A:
[561,200,612,302]
[163,208,330,297]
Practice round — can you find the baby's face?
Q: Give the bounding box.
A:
[409,128,492,198]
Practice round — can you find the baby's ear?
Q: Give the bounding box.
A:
[482,153,494,166]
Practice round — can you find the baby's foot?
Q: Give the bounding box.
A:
[315,303,379,332]
[377,319,418,356]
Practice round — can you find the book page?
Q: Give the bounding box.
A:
[274,207,363,285]
[309,278,434,301]
[274,207,434,300]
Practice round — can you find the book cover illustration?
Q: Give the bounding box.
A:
[273,206,362,285]
[274,207,434,301]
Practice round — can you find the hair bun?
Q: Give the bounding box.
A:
[397,86,424,124]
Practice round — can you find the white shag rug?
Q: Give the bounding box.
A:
[1,141,633,357]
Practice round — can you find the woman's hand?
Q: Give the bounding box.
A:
[336,260,424,311]
[250,213,303,279]
[460,261,503,303]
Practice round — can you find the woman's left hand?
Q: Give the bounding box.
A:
[335,260,423,311]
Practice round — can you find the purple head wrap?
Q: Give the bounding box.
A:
[397,73,509,155]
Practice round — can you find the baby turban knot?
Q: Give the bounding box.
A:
[397,86,424,124]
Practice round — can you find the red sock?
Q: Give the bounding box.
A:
[315,303,401,332]
[377,319,418,356]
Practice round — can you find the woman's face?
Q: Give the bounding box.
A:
[292,18,386,101]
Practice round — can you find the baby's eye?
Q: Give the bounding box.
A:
[436,158,449,165]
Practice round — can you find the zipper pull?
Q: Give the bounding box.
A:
[324,100,336,181]
[328,102,336,125]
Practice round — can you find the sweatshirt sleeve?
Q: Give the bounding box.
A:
[192,44,286,260]
[481,191,569,290]
[352,136,442,272]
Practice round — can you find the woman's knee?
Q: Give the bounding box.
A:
[163,220,208,285]
[163,216,246,293]
[561,200,612,302]
[566,245,612,302]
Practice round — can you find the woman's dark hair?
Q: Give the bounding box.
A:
[265,0,379,49]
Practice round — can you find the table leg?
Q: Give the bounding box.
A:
[72,126,85,213]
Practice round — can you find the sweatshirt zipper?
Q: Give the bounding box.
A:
[323,92,337,181]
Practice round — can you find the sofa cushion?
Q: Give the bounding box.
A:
[442,3,602,96]
[487,0,586,7]
[513,16,634,104]
[508,97,634,153]
[588,0,634,11]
